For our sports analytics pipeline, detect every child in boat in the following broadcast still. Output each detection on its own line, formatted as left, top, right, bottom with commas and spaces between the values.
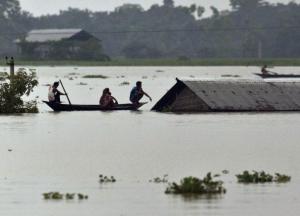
48, 81, 65, 103
129, 81, 152, 105
100, 88, 118, 108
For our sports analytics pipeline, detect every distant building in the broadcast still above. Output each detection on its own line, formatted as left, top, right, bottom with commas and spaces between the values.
16, 29, 109, 60
152, 78, 300, 112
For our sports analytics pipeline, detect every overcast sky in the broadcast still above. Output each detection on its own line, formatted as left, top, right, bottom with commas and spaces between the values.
19, 0, 298, 16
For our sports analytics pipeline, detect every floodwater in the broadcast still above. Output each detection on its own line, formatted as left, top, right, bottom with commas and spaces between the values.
1, 66, 300, 216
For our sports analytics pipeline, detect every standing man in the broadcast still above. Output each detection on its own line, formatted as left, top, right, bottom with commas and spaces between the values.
48, 81, 66, 103
5, 56, 14, 77
130, 81, 152, 105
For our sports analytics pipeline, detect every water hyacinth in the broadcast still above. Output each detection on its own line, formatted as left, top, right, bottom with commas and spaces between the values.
165, 173, 226, 195
43, 192, 88, 200
82, 75, 108, 79
236, 171, 273, 183
99, 174, 116, 183
149, 174, 168, 183
236, 171, 291, 183
274, 173, 291, 183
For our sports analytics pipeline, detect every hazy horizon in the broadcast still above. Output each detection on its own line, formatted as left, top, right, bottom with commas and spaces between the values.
19, 0, 299, 16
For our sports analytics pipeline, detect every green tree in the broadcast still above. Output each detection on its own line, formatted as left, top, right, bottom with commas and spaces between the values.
0, 68, 38, 113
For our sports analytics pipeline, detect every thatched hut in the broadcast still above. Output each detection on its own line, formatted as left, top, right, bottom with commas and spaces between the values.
152, 78, 300, 112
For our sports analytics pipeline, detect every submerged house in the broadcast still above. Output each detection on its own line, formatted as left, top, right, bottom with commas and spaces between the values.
16, 29, 108, 60
152, 78, 300, 112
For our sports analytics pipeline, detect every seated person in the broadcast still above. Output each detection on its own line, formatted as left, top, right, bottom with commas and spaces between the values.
99, 88, 118, 108
261, 65, 269, 75
130, 81, 152, 105
48, 81, 65, 103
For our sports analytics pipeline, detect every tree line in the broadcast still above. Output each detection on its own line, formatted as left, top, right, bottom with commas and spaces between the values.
1, 0, 300, 59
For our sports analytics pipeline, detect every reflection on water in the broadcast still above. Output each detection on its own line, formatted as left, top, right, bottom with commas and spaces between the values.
0, 66, 300, 216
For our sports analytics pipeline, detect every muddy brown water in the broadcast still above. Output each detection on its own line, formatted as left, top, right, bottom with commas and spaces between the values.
1, 66, 300, 216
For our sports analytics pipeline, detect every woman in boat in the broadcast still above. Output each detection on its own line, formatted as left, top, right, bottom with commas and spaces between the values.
48, 81, 65, 103
99, 88, 118, 108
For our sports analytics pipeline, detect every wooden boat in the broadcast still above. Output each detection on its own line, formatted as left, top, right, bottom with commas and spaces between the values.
255, 73, 300, 78
43, 101, 146, 111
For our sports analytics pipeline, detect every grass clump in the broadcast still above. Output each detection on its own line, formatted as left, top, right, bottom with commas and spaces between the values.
99, 174, 116, 183
43, 192, 88, 200
165, 173, 226, 195
82, 74, 108, 79
236, 171, 291, 183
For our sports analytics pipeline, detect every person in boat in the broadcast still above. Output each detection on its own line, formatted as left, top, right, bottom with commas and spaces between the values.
130, 81, 152, 105
261, 65, 269, 75
48, 81, 66, 103
99, 88, 118, 108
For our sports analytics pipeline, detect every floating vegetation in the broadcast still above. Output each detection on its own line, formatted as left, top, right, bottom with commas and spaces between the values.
99, 174, 116, 183
236, 171, 291, 183
236, 171, 273, 183
165, 173, 226, 195
43, 192, 88, 200
274, 173, 291, 183
149, 174, 168, 183
222, 170, 230, 174
82, 74, 108, 79
119, 81, 130, 86
221, 74, 240, 77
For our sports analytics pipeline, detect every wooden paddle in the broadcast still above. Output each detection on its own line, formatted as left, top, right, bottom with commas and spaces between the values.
59, 79, 72, 108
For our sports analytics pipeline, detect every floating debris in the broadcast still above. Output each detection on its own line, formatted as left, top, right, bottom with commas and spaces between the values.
165, 173, 226, 195
68, 77, 74, 80
82, 75, 108, 79
99, 174, 116, 183
142, 76, 148, 79
119, 81, 130, 86
77, 82, 88, 86
149, 174, 168, 183
156, 70, 164, 73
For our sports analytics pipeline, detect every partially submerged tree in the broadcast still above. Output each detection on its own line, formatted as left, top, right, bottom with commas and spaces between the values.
0, 68, 38, 113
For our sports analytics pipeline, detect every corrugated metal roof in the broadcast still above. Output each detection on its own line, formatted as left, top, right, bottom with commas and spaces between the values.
182, 79, 300, 111
25, 29, 83, 42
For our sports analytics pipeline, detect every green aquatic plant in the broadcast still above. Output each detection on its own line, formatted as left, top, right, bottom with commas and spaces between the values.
65, 193, 75, 200
165, 173, 226, 195
82, 74, 108, 79
236, 171, 291, 183
274, 173, 291, 183
43, 192, 88, 200
149, 174, 168, 183
236, 171, 273, 183
119, 81, 130, 86
99, 174, 116, 183
77, 193, 89, 200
